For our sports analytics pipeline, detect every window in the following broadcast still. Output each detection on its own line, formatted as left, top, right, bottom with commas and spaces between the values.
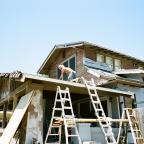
57, 55, 76, 80
97, 54, 104, 63
106, 56, 113, 70
114, 59, 121, 71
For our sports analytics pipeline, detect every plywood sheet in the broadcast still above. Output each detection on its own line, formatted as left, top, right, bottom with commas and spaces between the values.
0, 90, 34, 144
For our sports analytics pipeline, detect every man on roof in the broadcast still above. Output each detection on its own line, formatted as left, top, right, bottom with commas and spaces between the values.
58, 64, 76, 81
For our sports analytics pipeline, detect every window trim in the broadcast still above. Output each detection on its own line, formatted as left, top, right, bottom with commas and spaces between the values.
114, 59, 121, 71
96, 53, 104, 63
106, 56, 114, 70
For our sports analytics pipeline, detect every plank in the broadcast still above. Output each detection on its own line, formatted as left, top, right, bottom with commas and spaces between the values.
0, 90, 34, 144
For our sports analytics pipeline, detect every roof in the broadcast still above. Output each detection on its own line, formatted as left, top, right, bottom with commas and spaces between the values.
114, 69, 144, 75
23, 73, 134, 96
38, 41, 144, 73
84, 67, 144, 87
0, 72, 135, 105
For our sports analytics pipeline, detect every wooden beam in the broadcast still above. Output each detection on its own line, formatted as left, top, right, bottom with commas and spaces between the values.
0, 80, 31, 106
2, 102, 8, 128
54, 118, 129, 123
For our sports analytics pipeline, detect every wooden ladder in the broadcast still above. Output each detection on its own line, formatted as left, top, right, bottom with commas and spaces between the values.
117, 108, 144, 144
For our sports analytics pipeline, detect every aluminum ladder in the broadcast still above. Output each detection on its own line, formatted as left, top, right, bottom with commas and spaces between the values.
82, 77, 117, 144
126, 108, 144, 144
45, 86, 81, 144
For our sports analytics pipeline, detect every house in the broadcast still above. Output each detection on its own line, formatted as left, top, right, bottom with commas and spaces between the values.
0, 41, 144, 144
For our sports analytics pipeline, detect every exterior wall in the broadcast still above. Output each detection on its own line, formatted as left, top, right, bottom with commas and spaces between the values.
117, 84, 144, 108
47, 46, 144, 80
0, 79, 10, 99
48, 48, 84, 79
121, 58, 134, 69
85, 47, 96, 61
78, 123, 119, 144
25, 90, 43, 144
135, 108, 144, 137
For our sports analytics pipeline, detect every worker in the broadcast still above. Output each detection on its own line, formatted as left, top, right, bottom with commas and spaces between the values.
58, 64, 76, 81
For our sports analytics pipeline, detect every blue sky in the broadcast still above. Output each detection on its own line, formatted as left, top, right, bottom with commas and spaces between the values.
0, 0, 144, 74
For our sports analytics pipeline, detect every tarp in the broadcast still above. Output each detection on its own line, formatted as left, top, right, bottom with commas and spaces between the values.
0, 90, 34, 144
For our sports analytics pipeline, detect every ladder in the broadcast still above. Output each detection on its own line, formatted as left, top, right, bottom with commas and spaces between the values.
45, 86, 81, 144
117, 108, 144, 144
126, 108, 144, 144
82, 77, 117, 144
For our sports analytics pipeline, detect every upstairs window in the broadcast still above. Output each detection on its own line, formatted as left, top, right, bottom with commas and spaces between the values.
96, 54, 104, 63
106, 56, 113, 70
57, 55, 76, 80
114, 59, 121, 71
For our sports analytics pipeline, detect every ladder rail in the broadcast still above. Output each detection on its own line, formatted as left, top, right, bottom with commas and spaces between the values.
45, 87, 62, 144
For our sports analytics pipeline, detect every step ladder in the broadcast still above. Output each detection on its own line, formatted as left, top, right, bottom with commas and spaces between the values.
117, 108, 144, 144
82, 77, 117, 144
45, 86, 81, 144
126, 108, 144, 144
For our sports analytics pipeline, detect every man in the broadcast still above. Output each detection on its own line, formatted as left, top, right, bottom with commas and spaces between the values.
58, 64, 76, 81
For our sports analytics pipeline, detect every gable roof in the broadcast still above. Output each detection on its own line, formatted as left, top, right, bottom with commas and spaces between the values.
38, 41, 144, 74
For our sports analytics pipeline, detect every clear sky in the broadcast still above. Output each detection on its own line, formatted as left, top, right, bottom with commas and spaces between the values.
0, 0, 144, 74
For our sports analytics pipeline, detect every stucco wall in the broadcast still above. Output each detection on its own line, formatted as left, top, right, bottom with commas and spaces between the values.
25, 90, 43, 144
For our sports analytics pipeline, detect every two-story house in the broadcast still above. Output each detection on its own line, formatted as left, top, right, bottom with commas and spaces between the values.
0, 41, 144, 144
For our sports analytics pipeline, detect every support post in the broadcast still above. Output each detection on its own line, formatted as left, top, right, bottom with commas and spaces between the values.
2, 102, 8, 128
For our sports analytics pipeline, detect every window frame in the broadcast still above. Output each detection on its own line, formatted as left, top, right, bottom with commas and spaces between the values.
114, 59, 121, 71
57, 54, 76, 79
106, 56, 114, 70
96, 54, 104, 63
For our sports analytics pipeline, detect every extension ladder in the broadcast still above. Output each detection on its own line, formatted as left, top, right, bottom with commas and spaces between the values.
45, 86, 81, 144
82, 77, 117, 144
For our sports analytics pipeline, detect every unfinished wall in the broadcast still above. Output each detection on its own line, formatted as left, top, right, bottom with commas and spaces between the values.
25, 90, 43, 144
0, 79, 10, 99
117, 84, 144, 108
134, 108, 144, 137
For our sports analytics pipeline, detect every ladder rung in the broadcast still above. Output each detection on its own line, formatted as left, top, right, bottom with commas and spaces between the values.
105, 133, 113, 137
133, 129, 140, 131
64, 107, 72, 109
62, 98, 70, 101
96, 109, 102, 111
45, 142, 59, 144
68, 134, 79, 137
102, 124, 109, 128
67, 125, 76, 127
53, 116, 61, 119
93, 101, 100, 104
91, 94, 97, 97
64, 115, 74, 118
52, 125, 61, 127
47, 134, 59, 136
54, 108, 62, 111
59, 90, 69, 93
129, 115, 135, 117
135, 137, 144, 140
